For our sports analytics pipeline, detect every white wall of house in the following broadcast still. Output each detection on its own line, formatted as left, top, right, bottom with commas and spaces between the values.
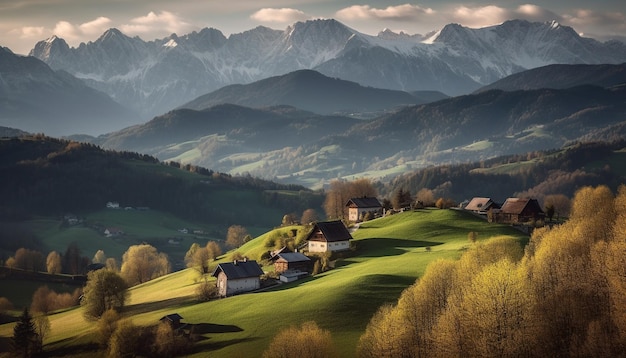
308, 240, 350, 253
221, 275, 261, 296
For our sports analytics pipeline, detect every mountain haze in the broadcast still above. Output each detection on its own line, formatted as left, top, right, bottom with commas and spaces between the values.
180, 70, 443, 115
98, 82, 626, 187
0, 47, 137, 136
29, 19, 626, 120
476, 63, 626, 92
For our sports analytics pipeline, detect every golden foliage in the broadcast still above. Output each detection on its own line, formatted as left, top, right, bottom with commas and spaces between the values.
263, 321, 337, 358
358, 185, 626, 357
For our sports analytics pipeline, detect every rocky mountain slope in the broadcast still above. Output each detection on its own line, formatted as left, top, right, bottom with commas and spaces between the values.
30, 19, 626, 119
0, 47, 137, 136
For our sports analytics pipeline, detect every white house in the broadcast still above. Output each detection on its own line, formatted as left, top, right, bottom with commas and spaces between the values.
211, 260, 264, 297
306, 221, 352, 253
106, 201, 120, 209
346, 197, 383, 222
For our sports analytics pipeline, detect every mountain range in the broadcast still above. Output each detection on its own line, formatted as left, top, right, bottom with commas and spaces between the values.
30, 19, 626, 119
0, 47, 137, 136
92, 63, 626, 188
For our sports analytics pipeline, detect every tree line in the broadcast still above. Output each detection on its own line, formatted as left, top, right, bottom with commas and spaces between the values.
357, 184, 626, 357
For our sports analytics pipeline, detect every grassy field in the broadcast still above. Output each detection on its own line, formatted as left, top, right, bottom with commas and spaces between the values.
0, 209, 527, 357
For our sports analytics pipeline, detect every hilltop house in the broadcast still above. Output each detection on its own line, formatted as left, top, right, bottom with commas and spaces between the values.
104, 227, 124, 237
464, 197, 500, 214
346, 197, 383, 222
496, 198, 545, 224
306, 221, 352, 253
212, 259, 264, 297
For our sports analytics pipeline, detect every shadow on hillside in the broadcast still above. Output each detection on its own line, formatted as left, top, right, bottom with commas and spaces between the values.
121, 296, 196, 316
356, 238, 443, 257
40, 339, 100, 357
263, 275, 318, 292
192, 337, 260, 354
190, 322, 243, 334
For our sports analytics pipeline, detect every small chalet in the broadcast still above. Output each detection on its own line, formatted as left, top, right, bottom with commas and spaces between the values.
346, 197, 383, 222
497, 198, 545, 224
464, 197, 500, 214
159, 313, 184, 329
306, 221, 352, 253
212, 260, 264, 297
270, 251, 312, 274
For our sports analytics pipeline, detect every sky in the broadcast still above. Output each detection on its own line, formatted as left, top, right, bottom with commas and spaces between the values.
1, 1, 625, 55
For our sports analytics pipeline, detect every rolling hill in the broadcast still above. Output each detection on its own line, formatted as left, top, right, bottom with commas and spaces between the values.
0, 136, 323, 257
180, 69, 445, 115
475, 63, 626, 93
0, 209, 528, 357
98, 81, 626, 189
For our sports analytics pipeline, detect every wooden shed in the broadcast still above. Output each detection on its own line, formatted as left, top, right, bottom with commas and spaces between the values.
271, 252, 312, 274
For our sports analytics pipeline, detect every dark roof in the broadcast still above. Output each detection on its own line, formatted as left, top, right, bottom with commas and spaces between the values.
160, 313, 183, 322
307, 220, 353, 242
273, 252, 311, 263
465, 197, 499, 211
212, 260, 264, 279
501, 198, 544, 215
346, 197, 382, 208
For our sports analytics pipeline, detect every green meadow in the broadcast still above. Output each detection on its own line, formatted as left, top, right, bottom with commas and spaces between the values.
0, 209, 527, 357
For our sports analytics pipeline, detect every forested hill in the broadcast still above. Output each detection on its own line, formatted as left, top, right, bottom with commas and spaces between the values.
0, 135, 321, 226
382, 141, 626, 204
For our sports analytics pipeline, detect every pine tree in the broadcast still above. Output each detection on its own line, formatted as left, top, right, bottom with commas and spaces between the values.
13, 307, 36, 357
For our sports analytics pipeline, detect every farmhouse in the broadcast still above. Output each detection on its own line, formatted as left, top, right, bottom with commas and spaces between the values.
496, 198, 545, 224
104, 227, 124, 237
346, 197, 383, 222
306, 221, 352, 253
464, 197, 500, 214
270, 251, 312, 274
212, 260, 264, 297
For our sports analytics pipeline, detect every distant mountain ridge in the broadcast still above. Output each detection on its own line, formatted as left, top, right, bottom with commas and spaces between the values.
29, 19, 626, 119
0, 47, 137, 136
180, 70, 447, 114
476, 63, 626, 92
97, 82, 626, 188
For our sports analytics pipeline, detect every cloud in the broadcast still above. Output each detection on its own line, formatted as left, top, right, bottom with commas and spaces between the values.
120, 11, 196, 36
336, 4, 434, 22
10, 26, 45, 39
451, 5, 509, 27
79, 17, 112, 36
250, 8, 310, 23
53, 20, 80, 41
563, 9, 626, 28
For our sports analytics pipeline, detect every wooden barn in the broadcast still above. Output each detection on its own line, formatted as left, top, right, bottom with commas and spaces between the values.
464, 197, 500, 214
497, 198, 545, 223
212, 260, 264, 297
306, 221, 352, 253
271, 252, 312, 274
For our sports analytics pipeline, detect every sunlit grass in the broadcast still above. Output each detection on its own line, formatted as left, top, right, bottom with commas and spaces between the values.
0, 209, 527, 357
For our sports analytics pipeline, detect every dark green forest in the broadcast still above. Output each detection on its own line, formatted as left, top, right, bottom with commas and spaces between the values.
381, 141, 626, 203
0, 135, 322, 223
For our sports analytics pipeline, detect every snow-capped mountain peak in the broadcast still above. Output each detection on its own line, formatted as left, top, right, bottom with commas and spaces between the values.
28, 19, 626, 120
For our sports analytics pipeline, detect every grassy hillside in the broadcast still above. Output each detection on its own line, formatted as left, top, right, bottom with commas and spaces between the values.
0, 209, 527, 357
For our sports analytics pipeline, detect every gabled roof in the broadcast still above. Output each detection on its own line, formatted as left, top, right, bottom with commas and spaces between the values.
346, 197, 382, 208
465, 197, 499, 211
500, 198, 544, 215
160, 313, 183, 322
272, 252, 311, 263
212, 260, 264, 279
307, 220, 353, 242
